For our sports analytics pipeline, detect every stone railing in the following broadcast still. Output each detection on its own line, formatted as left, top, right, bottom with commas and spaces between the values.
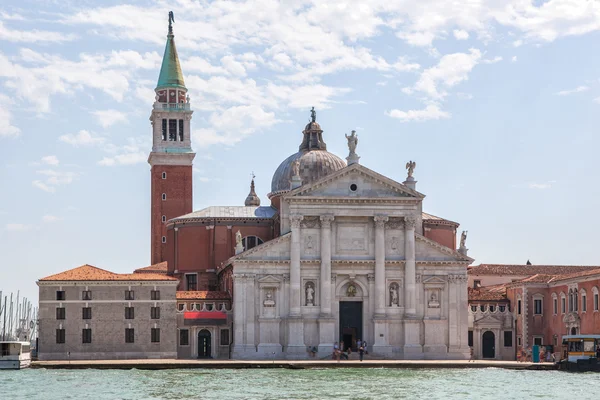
153, 102, 190, 111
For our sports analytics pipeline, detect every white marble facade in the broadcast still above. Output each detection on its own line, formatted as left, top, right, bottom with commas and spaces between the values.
230, 164, 472, 359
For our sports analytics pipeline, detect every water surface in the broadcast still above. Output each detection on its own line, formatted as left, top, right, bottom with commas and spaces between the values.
1, 367, 599, 399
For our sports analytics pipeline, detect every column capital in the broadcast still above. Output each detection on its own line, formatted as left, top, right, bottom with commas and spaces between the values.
206, 225, 215, 230
374, 214, 389, 227
320, 214, 334, 227
404, 215, 417, 229
331, 273, 337, 282
290, 214, 304, 228
367, 273, 375, 283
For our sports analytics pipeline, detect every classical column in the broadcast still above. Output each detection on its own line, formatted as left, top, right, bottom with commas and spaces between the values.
289, 214, 304, 317
374, 215, 388, 316
174, 227, 179, 273
231, 274, 246, 357
404, 216, 417, 316
319, 215, 334, 316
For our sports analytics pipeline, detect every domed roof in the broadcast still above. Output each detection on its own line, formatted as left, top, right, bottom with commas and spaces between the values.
270, 150, 346, 194
269, 108, 346, 195
244, 178, 261, 206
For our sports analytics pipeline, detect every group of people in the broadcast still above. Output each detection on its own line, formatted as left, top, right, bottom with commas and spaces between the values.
332, 340, 368, 362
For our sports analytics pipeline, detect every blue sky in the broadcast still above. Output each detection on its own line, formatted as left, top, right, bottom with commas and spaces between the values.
1, 0, 600, 301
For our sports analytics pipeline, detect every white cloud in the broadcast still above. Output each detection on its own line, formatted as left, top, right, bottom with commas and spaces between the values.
5, 223, 32, 231
59, 130, 105, 147
98, 137, 148, 166
555, 86, 589, 96
529, 182, 552, 190
0, 94, 20, 137
513, 39, 523, 47
482, 56, 503, 64
32, 180, 55, 193
0, 21, 76, 43
41, 155, 59, 166
453, 29, 469, 40
385, 104, 451, 122
413, 49, 482, 99
92, 110, 128, 128
42, 215, 60, 223
511, 56, 518, 63
594, 97, 600, 104
36, 169, 78, 185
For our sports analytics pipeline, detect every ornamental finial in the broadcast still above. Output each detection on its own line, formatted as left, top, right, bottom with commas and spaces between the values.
168, 11, 175, 34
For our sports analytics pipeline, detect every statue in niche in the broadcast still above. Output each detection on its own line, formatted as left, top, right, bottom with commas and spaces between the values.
406, 160, 416, 178
390, 284, 399, 306
460, 230, 468, 249
345, 130, 358, 155
428, 292, 440, 308
263, 289, 275, 307
291, 159, 300, 177
305, 282, 315, 306
390, 236, 399, 251
306, 235, 314, 251
347, 284, 357, 297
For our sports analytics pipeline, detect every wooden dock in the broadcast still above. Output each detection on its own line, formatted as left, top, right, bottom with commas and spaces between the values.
31, 359, 557, 370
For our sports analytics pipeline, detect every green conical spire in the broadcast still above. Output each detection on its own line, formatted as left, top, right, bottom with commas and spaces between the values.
156, 13, 186, 90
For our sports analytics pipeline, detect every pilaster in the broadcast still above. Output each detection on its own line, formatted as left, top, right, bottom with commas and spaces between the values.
404, 216, 417, 316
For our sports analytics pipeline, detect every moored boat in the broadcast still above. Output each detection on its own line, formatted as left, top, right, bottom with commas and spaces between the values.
0, 341, 32, 370
557, 335, 600, 372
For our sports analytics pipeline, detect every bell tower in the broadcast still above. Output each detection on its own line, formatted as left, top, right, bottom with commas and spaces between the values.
148, 12, 195, 265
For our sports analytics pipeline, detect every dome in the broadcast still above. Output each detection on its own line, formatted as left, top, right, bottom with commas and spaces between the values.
270, 150, 346, 194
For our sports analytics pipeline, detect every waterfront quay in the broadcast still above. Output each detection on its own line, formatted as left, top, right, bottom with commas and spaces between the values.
32, 359, 556, 370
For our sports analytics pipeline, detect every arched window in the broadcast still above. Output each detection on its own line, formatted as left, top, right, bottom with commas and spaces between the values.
560, 292, 566, 314
580, 289, 587, 312
242, 236, 264, 250
574, 289, 578, 312
551, 293, 558, 315
593, 287, 599, 312
568, 289, 573, 312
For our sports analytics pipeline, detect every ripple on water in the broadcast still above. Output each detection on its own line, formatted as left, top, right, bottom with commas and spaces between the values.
1, 368, 599, 400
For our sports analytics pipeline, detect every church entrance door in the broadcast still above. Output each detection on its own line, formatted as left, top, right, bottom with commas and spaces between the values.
339, 301, 362, 351
198, 329, 211, 358
482, 331, 495, 359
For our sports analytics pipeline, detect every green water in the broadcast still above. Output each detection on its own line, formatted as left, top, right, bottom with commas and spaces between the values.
1, 368, 599, 399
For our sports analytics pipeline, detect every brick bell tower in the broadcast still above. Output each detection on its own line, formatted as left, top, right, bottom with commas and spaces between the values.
148, 13, 195, 265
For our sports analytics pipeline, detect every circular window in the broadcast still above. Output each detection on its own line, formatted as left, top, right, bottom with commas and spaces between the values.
350, 184, 358, 192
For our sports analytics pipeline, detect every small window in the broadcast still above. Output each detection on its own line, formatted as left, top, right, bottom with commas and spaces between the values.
125, 290, 135, 300
56, 291, 65, 301
561, 297, 566, 313
186, 274, 198, 291
125, 328, 135, 343
517, 300, 522, 314
56, 329, 65, 344
151, 328, 161, 343
151, 307, 160, 319
162, 236, 166, 244
194, 303, 201, 311
517, 336, 522, 347
151, 290, 161, 300
470, 305, 477, 312
533, 337, 543, 346
468, 330, 473, 347
473, 280, 481, 288
534, 299, 542, 315
205, 303, 214, 311
179, 329, 189, 346
220, 329, 230, 346
594, 293, 599, 311
162, 215, 166, 223
82, 290, 92, 300
82, 307, 92, 320
480, 304, 486, 312
161, 119, 167, 141
504, 331, 513, 347
82, 328, 92, 344
177, 303, 185, 311
499, 305, 506, 312
56, 307, 66, 320
350, 183, 357, 192
241, 236, 264, 251
489, 305, 495, 313
553, 298, 558, 315
125, 307, 135, 319
162, 193, 166, 201
162, 172, 167, 179
582, 295, 587, 312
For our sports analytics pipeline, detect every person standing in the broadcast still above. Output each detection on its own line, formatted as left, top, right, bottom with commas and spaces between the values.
333, 342, 339, 360
357, 339, 362, 349
469, 347, 474, 362
363, 340, 368, 354
359, 345, 364, 362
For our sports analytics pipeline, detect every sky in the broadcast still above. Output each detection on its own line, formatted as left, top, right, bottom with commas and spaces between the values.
1, 0, 600, 302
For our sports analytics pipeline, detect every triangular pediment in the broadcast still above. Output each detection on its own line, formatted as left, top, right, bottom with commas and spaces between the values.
422, 275, 447, 285
476, 315, 504, 326
257, 274, 282, 284
287, 163, 424, 200
415, 234, 473, 263
227, 233, 291, 263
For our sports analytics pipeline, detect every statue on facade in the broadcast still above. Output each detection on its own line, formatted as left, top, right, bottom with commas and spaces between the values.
460, 230, 467, 249
390, 284, 399, 306
428, 292, 440, 308
345, 130, 358, 155
305, 283, 314, 306
291, 158, 300, 177
263, 289, 275, 307
347, 284, 357, 297
235, 230, 244, 254
406, 160, 416, 178
310, 107, 316, 123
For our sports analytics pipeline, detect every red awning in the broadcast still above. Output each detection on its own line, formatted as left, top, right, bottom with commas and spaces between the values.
184, 311, 227, 320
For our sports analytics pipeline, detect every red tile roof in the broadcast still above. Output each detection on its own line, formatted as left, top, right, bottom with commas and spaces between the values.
39, 264, 178, 282
552, 267, 600, 282
176, 291, 231, 300
421, 212, 459, 226
133, 261, 168, 274
468, 285, 508, 301
468, 264, 599, 276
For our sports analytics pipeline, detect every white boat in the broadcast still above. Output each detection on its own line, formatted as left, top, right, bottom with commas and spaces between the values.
0, 341, 31, 370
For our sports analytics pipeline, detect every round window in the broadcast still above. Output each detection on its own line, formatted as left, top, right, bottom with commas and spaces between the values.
350, 184, 358, 192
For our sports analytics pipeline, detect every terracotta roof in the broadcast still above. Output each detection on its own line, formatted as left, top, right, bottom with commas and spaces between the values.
468, 285, 508, 301
552, 267, 600, 282
39, 264, 178, 282
421, 212, 459, 226
133, 261, 168, 274
176, 291, 231, 300
468, 264, 599, 276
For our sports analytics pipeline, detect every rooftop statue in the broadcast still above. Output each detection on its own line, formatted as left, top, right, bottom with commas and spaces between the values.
406, 160, 416, 178
291, 159, 300, 177
460, 230, 468, 249
169, 11, 175, 28
310, 107, 316, 123
345, 130, 358, 156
